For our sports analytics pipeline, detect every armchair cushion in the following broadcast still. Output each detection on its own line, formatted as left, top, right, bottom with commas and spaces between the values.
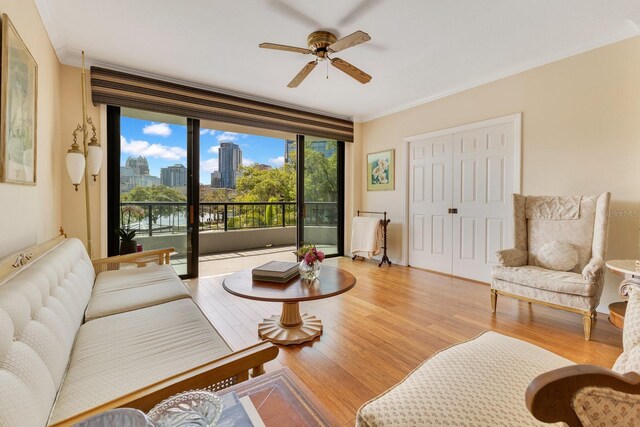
356, 332, 572, 427
492, 266, 595, 297
536, 241, 579, 272
496, 248, 528, 267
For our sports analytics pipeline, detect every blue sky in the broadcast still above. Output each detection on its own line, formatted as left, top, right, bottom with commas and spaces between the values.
120, 116, 288, 184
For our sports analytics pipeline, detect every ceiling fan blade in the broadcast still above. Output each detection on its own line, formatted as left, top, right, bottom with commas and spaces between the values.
330, 58, 372, 84
288, 61, 318, 88
259, 43, 310, 55
338, 0, 383, 26
327, 30, 371, 53
268, 0, 322, 28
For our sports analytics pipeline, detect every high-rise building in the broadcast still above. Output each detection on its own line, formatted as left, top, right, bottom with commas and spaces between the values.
125, 155, 150, 175
218, 141, 242, 188
120, 156, 160, 193
284, 138, 336, 164
284, 139, 296, 164
161, 164, 187, 187
210, 171, 222, 188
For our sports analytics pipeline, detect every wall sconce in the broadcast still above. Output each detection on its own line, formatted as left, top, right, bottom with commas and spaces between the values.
65, 51, 101, 257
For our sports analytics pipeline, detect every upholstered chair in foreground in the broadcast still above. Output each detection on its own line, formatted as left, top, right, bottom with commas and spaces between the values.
491, 192, 611, 340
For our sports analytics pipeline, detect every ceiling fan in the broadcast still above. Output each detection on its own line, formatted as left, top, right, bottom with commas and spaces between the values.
259, 30, 372, 88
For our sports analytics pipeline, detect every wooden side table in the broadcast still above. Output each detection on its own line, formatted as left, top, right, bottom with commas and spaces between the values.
609, 301, 627, 330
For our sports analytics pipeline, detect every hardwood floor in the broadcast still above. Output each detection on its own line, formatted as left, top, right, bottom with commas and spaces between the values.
185, 257, 623, 426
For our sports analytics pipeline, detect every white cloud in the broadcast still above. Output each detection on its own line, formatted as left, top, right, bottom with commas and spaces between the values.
200, 129, 218, 137
268, 156, 285, 168
142, 122, 172, 137
208, 144, 220, 154
121, 135, 186, 161
200, 158, 219, 173
217, 131, 239, 142
242, 158, 255, 167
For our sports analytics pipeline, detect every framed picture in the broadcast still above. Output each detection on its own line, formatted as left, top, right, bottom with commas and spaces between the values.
367, 149, 394, 191
0, 13, 37, 185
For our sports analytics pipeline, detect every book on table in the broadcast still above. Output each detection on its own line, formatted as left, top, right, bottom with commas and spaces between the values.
252, 271, 299, 283
252, 261, 299, 282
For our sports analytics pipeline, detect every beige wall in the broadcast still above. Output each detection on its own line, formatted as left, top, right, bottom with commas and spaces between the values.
359, 36, 640, 311
59, 64, 103, 257
0, 0, 61, 259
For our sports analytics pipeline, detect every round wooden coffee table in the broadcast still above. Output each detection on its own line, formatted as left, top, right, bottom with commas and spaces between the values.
223, 266, 356, 345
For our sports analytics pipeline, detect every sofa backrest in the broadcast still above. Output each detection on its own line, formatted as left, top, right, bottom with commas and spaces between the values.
0, 238, 95, 427
513, 193, 610, 272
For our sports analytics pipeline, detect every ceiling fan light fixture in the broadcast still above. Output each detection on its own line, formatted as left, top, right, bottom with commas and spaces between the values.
260, 29, 372, 87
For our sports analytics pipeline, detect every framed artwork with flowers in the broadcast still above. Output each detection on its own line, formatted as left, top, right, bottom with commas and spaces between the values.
367, 149, 394, 191
0, 14, 38, 185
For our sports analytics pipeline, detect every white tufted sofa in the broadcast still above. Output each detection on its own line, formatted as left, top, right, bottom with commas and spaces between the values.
0, 237, 277, 426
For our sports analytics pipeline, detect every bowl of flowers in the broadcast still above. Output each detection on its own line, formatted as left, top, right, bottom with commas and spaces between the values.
295, 244, 325, 281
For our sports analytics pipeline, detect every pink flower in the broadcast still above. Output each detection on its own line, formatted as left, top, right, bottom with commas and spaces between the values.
316, 251, 325, 262
304, 252, 316, 264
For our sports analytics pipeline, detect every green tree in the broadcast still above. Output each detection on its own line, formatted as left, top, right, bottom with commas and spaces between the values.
235, 164, 296, 202
304, 147, 337, 202
200, 185, 235, 202
121, 185, 186, 225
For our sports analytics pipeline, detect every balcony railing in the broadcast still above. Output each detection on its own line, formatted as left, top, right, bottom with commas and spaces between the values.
120, 201, 337, 236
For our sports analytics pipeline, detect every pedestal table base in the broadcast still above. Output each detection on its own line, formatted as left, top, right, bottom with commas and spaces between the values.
258, 302, 323, 345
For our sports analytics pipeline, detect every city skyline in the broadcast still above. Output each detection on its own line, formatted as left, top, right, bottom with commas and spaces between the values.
120, 116, 289, 184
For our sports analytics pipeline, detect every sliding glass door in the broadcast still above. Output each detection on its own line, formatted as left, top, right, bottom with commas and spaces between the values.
107, 107, 199, 278
298, 136, 344, 257
107, 107, 344, 277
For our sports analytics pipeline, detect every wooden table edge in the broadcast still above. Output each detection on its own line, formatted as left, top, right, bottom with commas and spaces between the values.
222, 267, 357, 303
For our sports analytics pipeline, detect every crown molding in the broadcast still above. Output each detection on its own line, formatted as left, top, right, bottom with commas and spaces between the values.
354, 25, 640, 123
34, 0, 639, 125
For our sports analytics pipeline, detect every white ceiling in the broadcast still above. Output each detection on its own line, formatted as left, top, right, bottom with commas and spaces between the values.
35, 0, 640, 121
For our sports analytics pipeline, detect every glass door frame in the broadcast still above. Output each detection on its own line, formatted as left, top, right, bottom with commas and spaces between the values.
108, 108, 345, 276
106, 106, 200, 279
295, 135, 345, 257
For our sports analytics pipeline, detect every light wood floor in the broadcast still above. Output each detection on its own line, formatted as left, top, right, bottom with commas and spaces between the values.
185, 257, 623, 426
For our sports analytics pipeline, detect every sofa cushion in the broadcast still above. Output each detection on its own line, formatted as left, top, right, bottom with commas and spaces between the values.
492, 265, 595, 297
356, 331, 572, 427
84, 264, 190, 321
49, 299, 232, 425
536, 241, 579, 272
0, 238, 95, 427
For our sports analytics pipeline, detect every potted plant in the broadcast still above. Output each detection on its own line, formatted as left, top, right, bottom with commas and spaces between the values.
117, 228, 138, 255
295, 244, 325, 281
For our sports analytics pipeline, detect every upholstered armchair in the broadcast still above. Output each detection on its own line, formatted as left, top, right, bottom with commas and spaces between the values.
491, 192, 611, 340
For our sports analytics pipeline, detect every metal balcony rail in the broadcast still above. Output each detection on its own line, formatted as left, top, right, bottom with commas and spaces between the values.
120, 201, 337, 236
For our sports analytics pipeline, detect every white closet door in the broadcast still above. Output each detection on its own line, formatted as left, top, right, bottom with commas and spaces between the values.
452, 123, 515, 282
408, 135, 453, 272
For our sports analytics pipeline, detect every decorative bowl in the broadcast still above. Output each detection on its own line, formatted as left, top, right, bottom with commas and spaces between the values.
147, 390, 223, 427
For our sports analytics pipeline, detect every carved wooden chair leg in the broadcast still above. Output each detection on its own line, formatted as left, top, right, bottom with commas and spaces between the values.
583, 314, 593, 341
491, 289, 497, 313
